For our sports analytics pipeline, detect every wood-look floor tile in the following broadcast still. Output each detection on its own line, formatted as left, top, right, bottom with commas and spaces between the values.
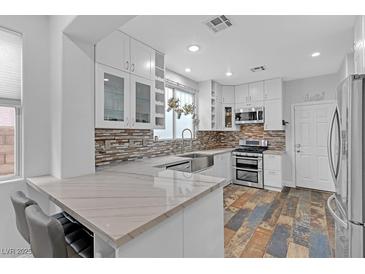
223, 185, 335, 258
225, 208, 251, 231
266, 223, 291, 258
281, 196, 299, 218
224, 227, 236, 246
287, 242, 309, 258
231, 192, 251, 208
240, 227, 272, 258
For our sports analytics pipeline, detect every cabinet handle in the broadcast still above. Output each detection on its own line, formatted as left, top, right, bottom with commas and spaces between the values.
125, 61, 129, 70
131, 63, 135, 72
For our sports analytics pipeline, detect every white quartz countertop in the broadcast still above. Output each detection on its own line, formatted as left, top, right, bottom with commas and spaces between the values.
263, 150, 286, 155
27, 148, 232, 247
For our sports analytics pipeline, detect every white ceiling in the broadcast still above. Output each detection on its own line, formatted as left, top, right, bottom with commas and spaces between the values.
120, 15, 356, 85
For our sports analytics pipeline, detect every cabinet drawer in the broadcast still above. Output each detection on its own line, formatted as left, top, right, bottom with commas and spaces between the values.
264, 170, 282, 188
264, 154, 282, 171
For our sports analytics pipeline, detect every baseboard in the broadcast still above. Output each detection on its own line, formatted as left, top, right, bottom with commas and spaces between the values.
264, 185, 282, 192
282, 179, 295, 188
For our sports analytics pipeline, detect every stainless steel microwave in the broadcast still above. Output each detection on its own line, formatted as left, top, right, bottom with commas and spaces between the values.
235, 106, 264, 124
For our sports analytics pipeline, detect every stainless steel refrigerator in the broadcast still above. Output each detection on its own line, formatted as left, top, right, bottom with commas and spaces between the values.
327, 74, 365, 258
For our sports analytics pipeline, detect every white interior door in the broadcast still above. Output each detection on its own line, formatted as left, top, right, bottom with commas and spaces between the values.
294, 103, 335, 191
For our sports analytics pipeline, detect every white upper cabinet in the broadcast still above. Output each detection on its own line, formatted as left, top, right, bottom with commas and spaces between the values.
264, 99, 283, 131
222, 86, 235, 104
96, 31, 154, 80
234, 84, 249, 104
96, 31, 130, 72
264, 78, 282, 100
130, 74, 154, 129
248, 81, 264, 102
354, 16, 365, 74
213, 81, 222, 103
222, 104, 235, 130
95, 63, 130, 128
95, 31, 165, 130
130, 38, 154, 80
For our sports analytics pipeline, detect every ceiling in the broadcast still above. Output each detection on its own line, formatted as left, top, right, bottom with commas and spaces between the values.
120, 15, 356, 85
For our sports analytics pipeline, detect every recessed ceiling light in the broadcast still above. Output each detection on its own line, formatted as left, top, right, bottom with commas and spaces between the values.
188, 45, 200, 52
226, 72, 232, 77
311, 52, 320, 57
185, 68, 191, 73
104, 78, 109, 82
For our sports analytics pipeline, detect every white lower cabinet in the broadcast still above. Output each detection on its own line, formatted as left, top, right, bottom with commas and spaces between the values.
198, 152, 232, 186
263, 153, 283, 191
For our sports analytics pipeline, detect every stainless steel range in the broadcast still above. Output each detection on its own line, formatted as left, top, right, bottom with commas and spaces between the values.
232, 139, 268, 188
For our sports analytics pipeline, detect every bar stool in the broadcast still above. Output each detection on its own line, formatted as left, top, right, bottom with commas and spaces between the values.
10, 191, 73, 243
10, 191, 93, 258
25, 204, 93, 258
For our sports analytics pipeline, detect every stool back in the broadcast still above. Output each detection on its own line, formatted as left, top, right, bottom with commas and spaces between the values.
25, 204, 67, 258
10, 191, 36, 243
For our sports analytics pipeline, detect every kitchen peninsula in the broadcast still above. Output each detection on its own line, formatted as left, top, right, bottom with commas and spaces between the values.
26, 153, 227, 258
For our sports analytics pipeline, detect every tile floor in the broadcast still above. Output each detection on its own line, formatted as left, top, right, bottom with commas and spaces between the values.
224, 184, 335, 258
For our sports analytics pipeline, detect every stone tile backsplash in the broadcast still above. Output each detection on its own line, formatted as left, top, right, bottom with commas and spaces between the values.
95, 125, 285, 167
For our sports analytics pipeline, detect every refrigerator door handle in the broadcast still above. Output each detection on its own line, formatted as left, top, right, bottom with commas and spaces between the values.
327, 106, 341, 184
327, 194, 348, 229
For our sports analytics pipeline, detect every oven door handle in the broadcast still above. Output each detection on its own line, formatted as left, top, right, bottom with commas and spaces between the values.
232, 156, 261, 160
233, 167, 260, 172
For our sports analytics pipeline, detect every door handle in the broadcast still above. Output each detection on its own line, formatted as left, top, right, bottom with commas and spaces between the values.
125, 61, 129, 70
327, 106, 341, 184
296, 144, 301, 153
131, 63, 135, 72
327, 194, 348, 228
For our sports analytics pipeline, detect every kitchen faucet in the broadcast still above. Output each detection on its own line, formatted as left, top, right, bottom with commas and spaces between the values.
181, 128, 193, 153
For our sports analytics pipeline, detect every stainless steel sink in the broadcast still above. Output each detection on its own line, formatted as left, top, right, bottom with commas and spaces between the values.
165, 153, 214, 173
179, 153, 211, 159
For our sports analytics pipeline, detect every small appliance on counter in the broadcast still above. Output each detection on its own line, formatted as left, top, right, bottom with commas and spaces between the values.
232, 139, 268, 188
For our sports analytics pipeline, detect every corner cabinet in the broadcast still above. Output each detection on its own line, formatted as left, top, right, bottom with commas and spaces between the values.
95, 31, 165, 130
198, 81, 238, 131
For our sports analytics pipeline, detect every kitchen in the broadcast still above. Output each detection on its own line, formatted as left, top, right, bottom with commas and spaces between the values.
0, 12, 364, 264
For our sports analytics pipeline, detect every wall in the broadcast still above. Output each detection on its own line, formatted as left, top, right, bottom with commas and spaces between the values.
0, 15, 52, 256
49, 15, 96, 178
282, 73, 338, 185
0, 16, 51, 178
95, 126, 285, 167
61, 35, 95, 177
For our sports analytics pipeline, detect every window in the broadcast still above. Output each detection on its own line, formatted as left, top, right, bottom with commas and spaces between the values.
0, 27, 22, 180
154, 87, 195, 140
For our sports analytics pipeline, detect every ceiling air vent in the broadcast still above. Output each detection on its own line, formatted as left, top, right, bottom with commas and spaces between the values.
204, 15, 233, 33
250, 66, 266, 72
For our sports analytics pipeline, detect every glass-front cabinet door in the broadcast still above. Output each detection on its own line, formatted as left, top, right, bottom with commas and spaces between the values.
95, 64, 130, 128
130, 74, 153, 129
222, 104, 236, 130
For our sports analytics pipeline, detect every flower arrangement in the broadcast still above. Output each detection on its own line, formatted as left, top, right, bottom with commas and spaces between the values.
167, 97, 197, 120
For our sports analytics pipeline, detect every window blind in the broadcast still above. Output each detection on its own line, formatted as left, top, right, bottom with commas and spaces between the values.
0, 28, 22, 102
